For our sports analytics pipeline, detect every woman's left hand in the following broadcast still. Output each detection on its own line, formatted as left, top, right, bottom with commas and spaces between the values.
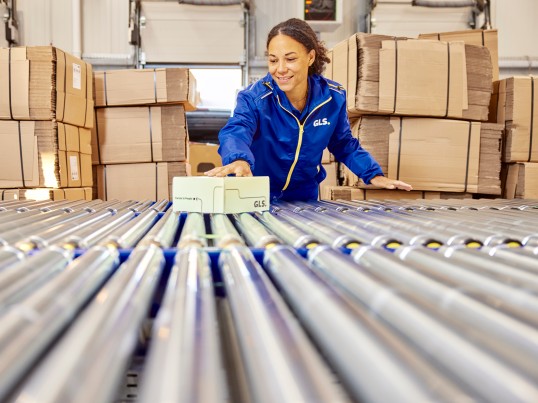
370, 175, 413, 191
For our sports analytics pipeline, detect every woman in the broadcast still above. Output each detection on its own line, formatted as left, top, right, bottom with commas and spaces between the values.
205, 18, 412, 201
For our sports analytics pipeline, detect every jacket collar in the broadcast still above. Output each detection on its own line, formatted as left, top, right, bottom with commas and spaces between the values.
262, 73, 331, 115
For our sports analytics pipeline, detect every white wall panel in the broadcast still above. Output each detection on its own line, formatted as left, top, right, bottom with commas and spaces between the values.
82, 0, 133, 64
370, 3, 471, 37
0, 3, 9, 47
492, 0, 538, 59
140, 3, 244, 64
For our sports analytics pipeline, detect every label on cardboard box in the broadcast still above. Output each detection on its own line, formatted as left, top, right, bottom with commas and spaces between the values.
173, 176, 270, 214
73, 64, 81, 90
70, 155, 80, 180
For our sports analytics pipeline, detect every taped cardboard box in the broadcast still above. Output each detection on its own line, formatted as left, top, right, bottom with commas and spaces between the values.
173, 176, 269, 214
419, 29, 499, 81
94, 68, 197, 111
493, 77, 538, 162
189, 142, 222, 176
95, 162, 190, 201
503, 163, 538, 199
332, 33, 492, 121
91, 105, 187, 164
0, 46, 94, 128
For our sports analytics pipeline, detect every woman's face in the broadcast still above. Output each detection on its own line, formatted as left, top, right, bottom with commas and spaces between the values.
267, 34, 315, 96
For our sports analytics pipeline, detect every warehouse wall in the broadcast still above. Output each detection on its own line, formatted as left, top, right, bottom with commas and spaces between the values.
1, 0, 537, 77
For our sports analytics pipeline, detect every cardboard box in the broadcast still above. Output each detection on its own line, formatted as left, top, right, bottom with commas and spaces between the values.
321, 148, 334, 164
95, 162, 190, 201
91, 105, 188, 164
503, 163, 538, 199
0, 46, 94, 128
419, 29, 499, 81
332, 33, 492, 121
173, 176, 270, 214
0, 121, 40, 188
58, 123, 92, 187
0, 189, 21, 200
343, 117, 488, 193
324, 50, 333, 80
494, 77, 538, 162
94, 68, 197, 110
0, 187, 92, 201
388, 118, 480, 192
320, 186, 473, 201
188, 142, 222, 175
379, 39, 467, 118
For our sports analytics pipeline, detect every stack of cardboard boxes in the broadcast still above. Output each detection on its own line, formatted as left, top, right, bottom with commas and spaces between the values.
321, 29, 504, 201
91, 68, 197, 200
0, 46, 94, 201
491, 77, 538, 199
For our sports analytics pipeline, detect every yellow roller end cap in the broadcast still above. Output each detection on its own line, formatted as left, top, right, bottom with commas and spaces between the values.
426, 241, 442, 249
345, 242, 361, 249
505, 241, 522, 248
465, 241, 482, 249
306, 242, 319, 249
385, 241, 401, 250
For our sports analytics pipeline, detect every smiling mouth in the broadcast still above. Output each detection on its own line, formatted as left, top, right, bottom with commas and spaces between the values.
277, 76, 293, 82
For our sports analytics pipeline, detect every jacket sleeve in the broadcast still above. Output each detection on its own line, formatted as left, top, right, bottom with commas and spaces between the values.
218, 91, 258, 169
327, 99, 384, 184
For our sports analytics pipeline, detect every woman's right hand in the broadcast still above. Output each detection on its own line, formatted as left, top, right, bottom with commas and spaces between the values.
204, 160, 253, 177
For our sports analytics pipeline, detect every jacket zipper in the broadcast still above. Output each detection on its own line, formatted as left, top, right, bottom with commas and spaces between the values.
274, 94, 332, 191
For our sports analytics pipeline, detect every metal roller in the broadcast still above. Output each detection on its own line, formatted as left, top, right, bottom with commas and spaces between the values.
177, 212, 207, 248
308, 245, 538, 402
60, 244, 165, 403
481, 245, 538, 273
139, 246, 227, 402
395, 246, 538, 327
13, 208, 114, 252
441, 245, 538, 291
219, 245, 347, 403
0, 208, 66, 232
0, 208, 91, 247
102, 203, 165, 249
211, 213, 245, 248
138, 208, 180, 249
274, 208, 360, 249
0, 245, 120, 402
15, 243, 164, 403
62, 208, 136, 249
0, 246, 73, 309
0, 246, 26, 272
13, 211, 180, 402
264, 245, 471, 403
313, 208, 404, 248
255, 211, 319, 249
352, 245, 538, 380
233, 212, 281, 248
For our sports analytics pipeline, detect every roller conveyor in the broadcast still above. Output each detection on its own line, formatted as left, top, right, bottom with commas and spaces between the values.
0, 198, 534, 402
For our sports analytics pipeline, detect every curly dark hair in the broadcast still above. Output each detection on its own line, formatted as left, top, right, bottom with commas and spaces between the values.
266, 18, 330, 76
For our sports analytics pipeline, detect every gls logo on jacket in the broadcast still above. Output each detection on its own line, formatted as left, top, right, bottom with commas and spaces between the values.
313, 118, 330, 127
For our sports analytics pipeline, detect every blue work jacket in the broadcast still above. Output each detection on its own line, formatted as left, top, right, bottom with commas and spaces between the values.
218, 73, 383, 201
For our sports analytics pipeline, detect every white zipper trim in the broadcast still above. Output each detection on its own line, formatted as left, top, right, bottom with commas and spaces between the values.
275, 95, 332, 191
